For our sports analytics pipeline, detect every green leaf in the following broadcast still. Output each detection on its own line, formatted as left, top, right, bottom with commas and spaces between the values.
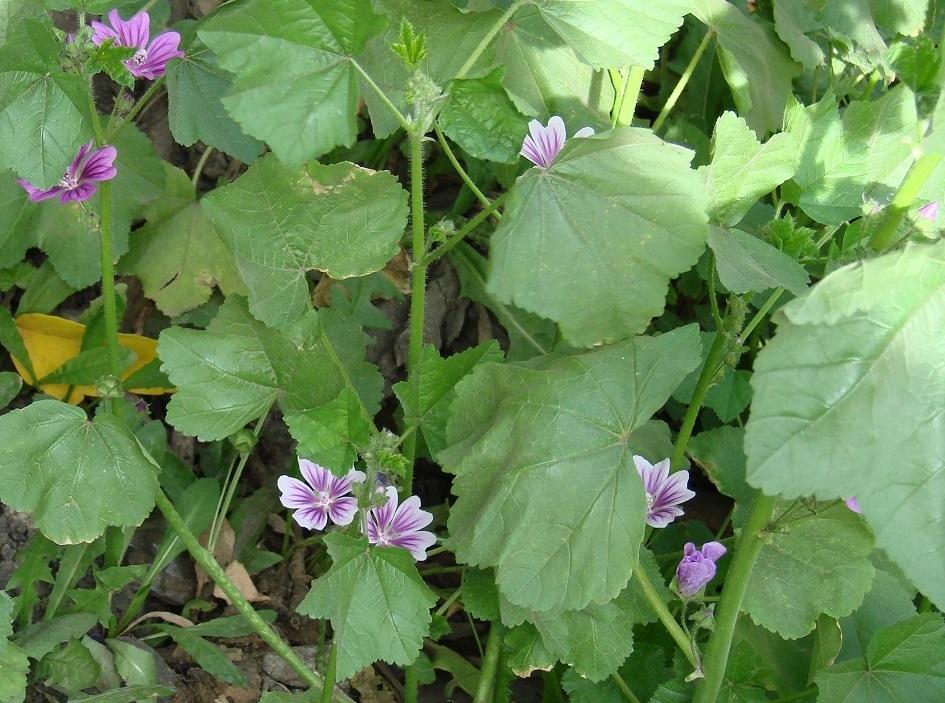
693, 0, 798, 135
121, 166, 245, 317
201, 155, 409, 328
562, 641, 672, 703
284, 389, 372, 474
838, 567, 918, 663
165, 33, 264, 163
0, 0, 43, 45
742, 502, 874, 639
12, 613, 97, 660
297, 533, 437, 680
772, 2, 824, 70
393, 342, 504, 458
35, 346, 136, 386
487, 128, 708, 347
0, 591, 12, 648
4, 533, 56, 626
815, 614, 945, 703
439, 68, 528, 164
451, 242, 557, 361
532, 0, 694, 69
107, 639, 156, 686
157, 628, 247, 687
745, 242, 945, 609
0, 401, 160, 544
198, 0, 386, 164
0, 306, 33, 379
159, 297, 382, 441
703, 368, 752, 423
503, 549, 668, 681
0, 172, 36, 270
0, 19, 93, 189
708, 226, 810, 296
16, 260, 75, 315
327, 273, 402, 331
702, 112, 800, 226
0, 643, 28, 703
462, 567, 501, 623
36, 638, 100, 694
688, 426, 753, 527
70, 685, 177, 703
440, 326, 701, 614
785, 87, 918, 225
86, 40, 136, 88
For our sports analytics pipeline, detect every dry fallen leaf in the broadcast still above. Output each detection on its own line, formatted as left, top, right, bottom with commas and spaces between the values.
10, 313, 171, 403
213, 560, 270, 604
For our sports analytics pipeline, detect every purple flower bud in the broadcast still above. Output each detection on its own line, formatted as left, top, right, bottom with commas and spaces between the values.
90, 10, 184, 79
917, 201, 939, 222
845, 497, 861, 513
17, 142, 117, 204
675, 541, 726, 598
520, 116, 594, 169
278, 459, 365, 531
635, 456, 695, 528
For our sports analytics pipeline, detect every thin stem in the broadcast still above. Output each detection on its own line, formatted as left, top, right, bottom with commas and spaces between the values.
611, 671, 642, 703
707, 251, 723, 332
350, 60, 410, 132
652, 29, 714, 133
152, 489, 348, 699
692, 493, 777, 703
433, 123, 492, 209
98, 180, 122, 390
869, 153, 943, 252
417, 191, 510, 268
435, 585, 464, 616
454, 0, 526, 81
87, 78, 104, 144
610, 66, 644, 129
106, 78, 165, 143
633, 566, 700, 671
402, 130, 427, 493
404, 665, 419, 703
670, 331, 727, 470
473, 622, 506, 703
191, 146, 214, 188
320, 641, 338, 703
735, 288, 783, 348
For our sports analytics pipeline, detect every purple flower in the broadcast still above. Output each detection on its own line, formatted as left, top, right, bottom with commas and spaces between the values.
845, 497, 861, 513
366, 486, 437, 561
918, 201, 939, 222
635, 456, 695, 528
520, 116, 595, 169
676, 541, 726, 598
278, 459, 365, 531
91, 10, 184, 79
17, 142, 117, 204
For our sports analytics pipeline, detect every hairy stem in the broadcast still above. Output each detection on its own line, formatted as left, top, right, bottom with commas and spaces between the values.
670, 331, 726, 470
473, 622, 506, 703
868, 153, 942, 252
320, 641, 338, 703
417, 191, 510, 268
107, 78, 164, 143
692, 493, 777, 703
351, 60, 410, 132
433, 123, 493, 209
153, 489, 351, 699
652, 29, 713, 133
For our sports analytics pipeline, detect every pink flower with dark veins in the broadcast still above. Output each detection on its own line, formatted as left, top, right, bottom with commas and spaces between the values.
17, 142, 117, 204
635, 455, 696, 528
520, 115, 594, 169
91, 9, 184, 79
278, 459, 365, 531
366, 486, 437, 561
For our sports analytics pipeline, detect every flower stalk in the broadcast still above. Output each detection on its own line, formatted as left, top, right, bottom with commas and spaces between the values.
97, 179, 122, 407
633, 565, 700, 671
473, 622, 506, 703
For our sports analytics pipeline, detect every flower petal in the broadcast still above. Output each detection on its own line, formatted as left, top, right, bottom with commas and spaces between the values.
327, 496, 359, 526
90, 20, 117, 45
389, 495, 433, 534
63, 183, 97, 203
113, 10, 150, 49
701, 541, 727, 561
278, 475, 317, 509
389, 530, 437, 561
573, 126, 595, 138
17, 180, 62, 202
646, 505, 684, 528
653, 470, 695, 507
298, 458, 331, 493
78, 146, 118, 183
292, 506, 329, 531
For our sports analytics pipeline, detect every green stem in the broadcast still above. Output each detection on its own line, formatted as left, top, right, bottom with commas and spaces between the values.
435, 585, 464, 616
736, 288, 783, 348
98, 180, 122, 386
402, 130, 427, 493
191, 146, 214, 188
106, 78, 164, 143
433, 123, 493, 209
417, 191, 510, 268
611, 671, 642, 703
350, 60, 410, 132
707, 251, 723, 332
473, 622, 506, 703
404, 665, 419, 703
633, 566, 700, 671
692, 493, 777, 703
320, 641, 338, 703
454, 0, 526, 81
652, 29, 714, 133
670, 331, 726, 470
869, 153, 943, 252
87, 78, 104, 144
152, 489, 348, 698
610, 66, 645, 128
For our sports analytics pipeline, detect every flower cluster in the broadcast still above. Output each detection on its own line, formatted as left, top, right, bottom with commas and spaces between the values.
278, 459, 436, 561
17, 142, 117, 204
91, 9, 184, 80
520, 116, 594, 169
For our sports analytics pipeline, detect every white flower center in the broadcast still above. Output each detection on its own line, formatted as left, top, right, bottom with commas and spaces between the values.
645, 492, 655, 510
314, 490, 332, 509
132, 48, 148, 65
59, 173, 79, 190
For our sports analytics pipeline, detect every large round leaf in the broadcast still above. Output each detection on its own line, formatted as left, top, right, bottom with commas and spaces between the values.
440, 326, 701, 614
487, 128, 707, 347
0, 401, 159, 544
745, 241, 945, 609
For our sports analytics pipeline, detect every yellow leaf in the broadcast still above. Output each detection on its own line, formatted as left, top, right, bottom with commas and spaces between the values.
10, 313, 171, 403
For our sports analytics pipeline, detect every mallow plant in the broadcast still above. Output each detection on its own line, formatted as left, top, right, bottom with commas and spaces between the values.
0, 1, 943, 703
